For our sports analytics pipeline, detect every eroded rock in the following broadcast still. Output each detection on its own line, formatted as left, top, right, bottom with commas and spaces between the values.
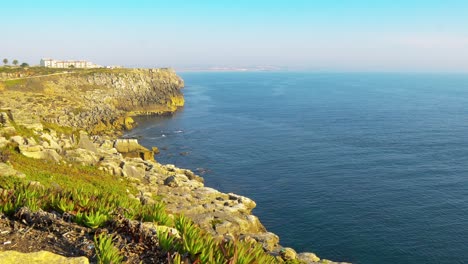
297, 252, 321, 263
114, 139, 154, 160
280, 247, 297, 261
0, 251, 89, 264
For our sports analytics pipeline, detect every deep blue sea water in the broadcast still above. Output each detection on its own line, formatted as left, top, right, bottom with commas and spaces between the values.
125, 72, 468, 264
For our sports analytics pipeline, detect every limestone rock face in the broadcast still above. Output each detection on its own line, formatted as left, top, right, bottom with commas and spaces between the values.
114, 139, 154, 161
0, 68, 184, 135
0, 251, 89, 264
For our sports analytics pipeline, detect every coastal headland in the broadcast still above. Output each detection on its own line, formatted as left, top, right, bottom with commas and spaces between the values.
0, 67, 349, 263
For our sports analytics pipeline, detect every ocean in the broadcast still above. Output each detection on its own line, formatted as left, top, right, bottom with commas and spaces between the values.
125, 72, 468, 264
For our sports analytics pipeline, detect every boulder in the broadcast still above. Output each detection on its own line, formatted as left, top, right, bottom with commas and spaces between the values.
59, 138, 74, 150
40, 133, 62, 151
99, 140, 115, 150
99, 159, 124, 176
10, 135, 25, 145
228, 193, 257, 210
164, 175, 181, 187
163, 164, 177, 172
297, 252, 321, 263
0, 251, 89, 264
122, 163, 146, 179
114, 139, 153, 161
142, 222, 181, 238
19, 145, 62, 163
280, 247, 297, 261
41, 149, 62, 162
163, 174, 203, 188
238, 215, 264, 233
184, 169, 204, 183
0, 136, 8, 148
152, 146, 160, 154
77, 131, 98, 153
248, 232, 280, 251
65, 148, 98, 165
25, 137, 38, 146
0, 162, 25, 178
124, 116, 135, 130
19, 145, 42, 153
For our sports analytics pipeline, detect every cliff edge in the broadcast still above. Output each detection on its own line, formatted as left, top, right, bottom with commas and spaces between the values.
0, 68, 184, 134
0, 68, 349, 264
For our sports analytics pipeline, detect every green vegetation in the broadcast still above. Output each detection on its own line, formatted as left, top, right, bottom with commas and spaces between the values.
0, 66, 80, 76
6, 149, 135, 197
7, 121, 40, 142
3, 58, 8, 65
159, 215, 277, 263
2, 77, 46, 92
20, 62, 29, 67
94, 233, 124, 264
0, 146, 283, 263
3, 78, 26, 87
42, 121, 77, 136
12, 59, 18, 66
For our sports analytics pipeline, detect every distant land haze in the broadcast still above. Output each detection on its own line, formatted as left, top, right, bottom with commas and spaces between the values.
2, 0, 468, 72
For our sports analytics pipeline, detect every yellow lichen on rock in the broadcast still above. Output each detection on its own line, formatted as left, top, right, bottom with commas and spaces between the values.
0, 251, 89, 264
124, 116, 135, 130
169, 95, 185, 107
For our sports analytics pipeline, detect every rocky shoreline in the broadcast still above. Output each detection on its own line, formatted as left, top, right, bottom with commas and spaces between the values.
0, 68, 349, 263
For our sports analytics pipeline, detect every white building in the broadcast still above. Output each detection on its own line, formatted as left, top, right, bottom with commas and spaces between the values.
40, 58, 101, 68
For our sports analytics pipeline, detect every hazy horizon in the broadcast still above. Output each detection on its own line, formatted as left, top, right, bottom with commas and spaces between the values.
3, 0, 468, 72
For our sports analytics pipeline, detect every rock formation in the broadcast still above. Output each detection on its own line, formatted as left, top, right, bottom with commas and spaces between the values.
0, 68, 184, 134
0, 251, 89, 264
0, 68, 350, 264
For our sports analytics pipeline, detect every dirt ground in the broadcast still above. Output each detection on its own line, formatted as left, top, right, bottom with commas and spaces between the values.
0, 208, 169, 263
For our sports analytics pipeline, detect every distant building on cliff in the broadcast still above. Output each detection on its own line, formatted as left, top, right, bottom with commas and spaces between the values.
40, 58, 101, 68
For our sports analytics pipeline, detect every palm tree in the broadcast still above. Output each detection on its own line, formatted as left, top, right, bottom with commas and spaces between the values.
2, 58, 8, 65
12, 59, 18, 66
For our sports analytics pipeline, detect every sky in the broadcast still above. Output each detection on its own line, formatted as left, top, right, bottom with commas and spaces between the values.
2, 0, 468, 72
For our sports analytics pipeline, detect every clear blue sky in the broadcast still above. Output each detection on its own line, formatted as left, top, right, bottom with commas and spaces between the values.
3, 0, 468, 71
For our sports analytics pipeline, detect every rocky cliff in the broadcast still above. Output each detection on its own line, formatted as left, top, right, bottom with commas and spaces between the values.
0, 68, 349, 264
0, 68, 184, 134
